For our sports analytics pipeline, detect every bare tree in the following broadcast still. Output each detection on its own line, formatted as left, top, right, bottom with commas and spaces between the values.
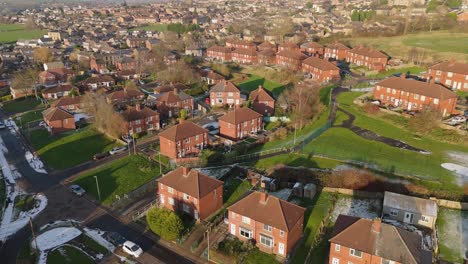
82, 92, 125, 138
156, 61, 198, 85
33, 47, 54, 64
11, 68, 40, 98
409, 108, 442, 135
278, 81, 323, 129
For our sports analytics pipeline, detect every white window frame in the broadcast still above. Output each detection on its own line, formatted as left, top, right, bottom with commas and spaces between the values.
239, 227, 252, 239
279, 230, 284, 237
183, 203, 190, 213
332, 258, 340, 264
168, 197, 175, 205
168, 187, 174, 194
263, 224, 272, 232
183, 193, 190, 200
259, 234, 274, 248
242, 216, 250, 224
390, 209, 398, 217
350, 248, 363, 258
335, 244, 341, 252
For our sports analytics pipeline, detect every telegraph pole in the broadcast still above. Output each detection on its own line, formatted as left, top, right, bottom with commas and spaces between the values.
94, 176, 101, 201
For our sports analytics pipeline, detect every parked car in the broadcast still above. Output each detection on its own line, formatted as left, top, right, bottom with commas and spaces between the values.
0, 121, 5, 129
70, 185, 86, 196
103, 232, 126, 247
122, 241, 143, 258
93, 152, 110, 160
109, 146, 128, 155
452, 115, 467, 123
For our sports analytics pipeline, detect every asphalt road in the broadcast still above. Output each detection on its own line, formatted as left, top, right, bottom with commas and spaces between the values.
0, 111, 195, 264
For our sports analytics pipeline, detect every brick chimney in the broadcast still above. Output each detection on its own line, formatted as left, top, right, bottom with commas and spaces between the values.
182, 167, 190, 176
173, 87, 179, 95
372, 218, 381, 233
135, 103, 141, 111
260, 191, 268, 203
258, 85, 264, 90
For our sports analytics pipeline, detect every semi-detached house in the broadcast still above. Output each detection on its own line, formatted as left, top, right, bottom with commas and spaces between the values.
218, 107, 263, 141
158, 121, 209, 159
424, 60, 468, 91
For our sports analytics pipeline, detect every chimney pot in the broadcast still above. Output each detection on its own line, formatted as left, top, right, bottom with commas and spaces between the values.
372, 219, 381, 233
260, 191, 268, 203
174, 88, 179, 95
182, 167, 190, 176
136, 103, 141, 111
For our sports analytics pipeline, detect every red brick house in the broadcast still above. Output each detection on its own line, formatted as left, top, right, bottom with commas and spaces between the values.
225, 39, 256, 50
159, 121, 209, 159
329, 215, 431, 264
249, 86, 275, 116
42, 107, 76, 133
158, 167, 223, 220
231, 48, 258, 64
257, 49, 276, 65
122, 104, 160, 135
116, 57, 136, 71
278, 42, 300, 52
42, 84, 76, 100
373, 76, 458, 116
81, 75, 115, 90
207, 45, 232, 62
218, 107, 263, 140
106, 88, 145, 105
257, 41, 277, 52
345, 46, 388, 71
51, 96, 84, 113
39, 68, 75, 87
424, 60, 468, 91
300, 42, 324, 57
302, 57, 341, 83
324, 42, 350, 60
201, 70, 225, 85
153, 83, 190, 95
276, 50, 308, 70
228, 191, 305, 257
209, 80, 242, 108
155, 89, 194, 118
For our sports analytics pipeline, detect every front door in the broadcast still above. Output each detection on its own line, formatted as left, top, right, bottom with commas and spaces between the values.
194, 210, 199, 220
404, 212, 414, 223
278, 242, 285, 256
230, 223, 236, 235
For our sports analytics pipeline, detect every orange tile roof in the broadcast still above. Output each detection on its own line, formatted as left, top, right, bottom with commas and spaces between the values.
158, 121, 208, 142
218, 107, 262, 124
158, 167, 223, 198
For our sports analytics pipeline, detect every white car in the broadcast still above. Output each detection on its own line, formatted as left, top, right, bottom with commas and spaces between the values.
70, 185, 86, 196
122, 241, 143, 258
109, 146, 128, 155
451, 115, 466, 123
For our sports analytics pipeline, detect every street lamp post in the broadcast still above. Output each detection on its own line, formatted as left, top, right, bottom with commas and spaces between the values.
94, 175, 101, 201
158, 151, 162, 175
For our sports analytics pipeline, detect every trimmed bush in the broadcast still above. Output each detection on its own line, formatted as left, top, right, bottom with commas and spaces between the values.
146, 207, 184, 241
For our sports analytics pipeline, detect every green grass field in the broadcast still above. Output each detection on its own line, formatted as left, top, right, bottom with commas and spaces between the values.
16, 110, 44, 128
73, 155, 161, 205
366, 66, 426, 79
244, 248, 280, 264
340, 31, 468, 62
302, 92, 468, 189
47, 245, 94, 264
223, 177, 252, 206
0, 24, 46, 44
250, 153, 343, 170
2, 97, 43, 114
291, 192, 335, 264
131, 23, 168, 32
29, 127, 119, 170
236, 74, 285, 97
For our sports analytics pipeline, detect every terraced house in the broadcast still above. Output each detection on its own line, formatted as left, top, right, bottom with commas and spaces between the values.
300, 41, 324, 57
158, 121, 209, 159
155, 88, 194, 118
345, 46, 388, 71
228, 192, 305, 257
302, 57, 341, 83
324, 42, 350, 60
276, 50, 308, 70
373, 76, 458, 116
249, 85, 276, 116
231, 48, 258, 64
218, 107, 263, 140
158, 167, 223, 220
225, 39, 256, 50
424, 60, 468, 91
207, 45, 232, 62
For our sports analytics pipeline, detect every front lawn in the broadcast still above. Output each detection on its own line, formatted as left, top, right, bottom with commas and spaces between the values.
244, 248, 280, 264
29, 127, 119, 170
236, 74, 285, 97
47, 245, 94, 264
250, 153, 343, 170
2, 97, 43, 114
73, 155, 161, 205
366, 66, 426, 79
291, 192, 335, 264
16, 110, 44, 128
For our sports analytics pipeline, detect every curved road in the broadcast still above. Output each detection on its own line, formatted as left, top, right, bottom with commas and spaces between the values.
0, 112, 197, 264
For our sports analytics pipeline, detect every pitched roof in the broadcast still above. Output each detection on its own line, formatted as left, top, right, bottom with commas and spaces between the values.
349, 46, 387, 58
153, 83, 189, 94
81, 75, 114, 85
276, 50, 308, 61
158, 167, 223, 198
228, 191, 305, 232
209, 80, 240, 93
43, 107, 73, 121
232, 48, 257, 57
156, 89, 192, 104
218, 107, 263, 124
300, 41, 323, 49
428, 60, 468, 75
279, 42, 299, 50
158, 121, 208, 142
202, 70, 225, 80
42, 84, 75, 94
207, 45, 232, 53
122, 106, 159, 122
258, 41, 276, 50
326, 42, 350, 50
249, 86, 275, 102
302, 57, 340, 71
383, 192, 437, 217
330, 215, 430, 264
107, 89, 144, 100
51, 96, 82, 108
376, 77, 457, 100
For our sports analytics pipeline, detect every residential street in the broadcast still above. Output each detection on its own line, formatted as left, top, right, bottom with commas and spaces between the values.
0, 112, 197, 264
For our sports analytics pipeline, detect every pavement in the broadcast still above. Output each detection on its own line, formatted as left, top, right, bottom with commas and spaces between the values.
0, 111, 201, 264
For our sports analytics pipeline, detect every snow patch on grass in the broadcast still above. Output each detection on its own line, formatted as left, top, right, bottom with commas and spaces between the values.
25, 151, 47, 174
83, 227, 116, 252
331, 196, 381, 223
32, 227, 82, 251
